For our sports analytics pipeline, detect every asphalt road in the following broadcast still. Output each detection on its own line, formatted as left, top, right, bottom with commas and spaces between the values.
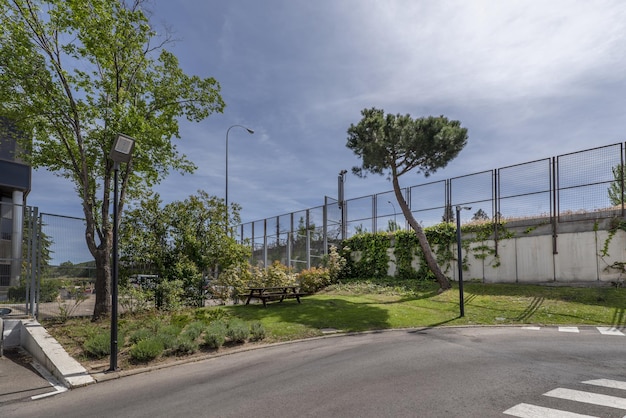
1, 326, 625, 417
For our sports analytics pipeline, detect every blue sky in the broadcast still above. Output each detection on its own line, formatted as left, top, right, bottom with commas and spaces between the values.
26, 0, 626, 226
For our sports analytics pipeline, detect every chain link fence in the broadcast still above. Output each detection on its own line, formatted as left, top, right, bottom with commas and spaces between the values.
2, 142, 623, 319
239, 142, 625, 262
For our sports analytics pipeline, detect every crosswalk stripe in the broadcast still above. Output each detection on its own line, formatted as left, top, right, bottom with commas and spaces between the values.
583, 379, 626, 391
545, 388, 626, 410
503, 402, 598, 417
597, 327, 625, 336
559, 327, 579, 333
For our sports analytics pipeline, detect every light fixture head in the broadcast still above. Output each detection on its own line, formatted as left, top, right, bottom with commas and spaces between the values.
109, 133, 135, 163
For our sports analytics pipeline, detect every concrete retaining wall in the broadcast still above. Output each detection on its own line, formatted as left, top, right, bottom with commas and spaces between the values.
379, 215, 626, 283
2, 318, 94, 387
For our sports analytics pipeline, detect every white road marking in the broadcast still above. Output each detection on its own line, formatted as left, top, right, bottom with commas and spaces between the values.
30, 360, 68, 399
559, 327, 579, 333
597, 327, 625, 336
521, 326, 541, 330
545, 388, 626, 410
503, 403, 598, 417
583, 379, 626, 391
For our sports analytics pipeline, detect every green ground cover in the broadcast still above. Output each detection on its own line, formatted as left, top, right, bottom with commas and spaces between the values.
44, 280, 626, 371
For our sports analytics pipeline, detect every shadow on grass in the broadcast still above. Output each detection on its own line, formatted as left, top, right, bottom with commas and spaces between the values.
228, 297, 391, 332
464, 283, 626, 309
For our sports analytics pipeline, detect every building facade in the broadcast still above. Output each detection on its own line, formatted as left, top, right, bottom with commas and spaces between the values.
0, 118, 31, 288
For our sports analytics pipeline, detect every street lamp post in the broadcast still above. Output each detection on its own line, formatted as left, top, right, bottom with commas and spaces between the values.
225, 125, 254, 211
387, 200, 397, 230
108, 133, 135, 372
338, 170, 347, 240
456, 205, 471, 317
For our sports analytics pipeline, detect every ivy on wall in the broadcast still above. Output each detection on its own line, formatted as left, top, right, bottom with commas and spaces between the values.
341, 221, 509, 280
600, 217, 626, 276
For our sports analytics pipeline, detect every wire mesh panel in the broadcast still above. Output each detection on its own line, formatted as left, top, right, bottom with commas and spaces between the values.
345, 195, 373, 237
409, 180, 447, 226
308, 206, 326, 265
239, 222, 253, 245
251, 220, 265, 266
40, 213, 94, 272
557, 144, 623, 219
325, 196, 342, 244
264, 216, 288, 265
498, 159, 551, 220
375, 191, 403, 232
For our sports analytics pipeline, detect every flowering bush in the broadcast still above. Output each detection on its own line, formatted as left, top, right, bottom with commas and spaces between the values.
297, 267, 331, 294
324, 245, 348, 282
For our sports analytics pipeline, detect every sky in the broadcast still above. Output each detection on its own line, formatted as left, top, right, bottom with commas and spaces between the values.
26, 0, 626, 227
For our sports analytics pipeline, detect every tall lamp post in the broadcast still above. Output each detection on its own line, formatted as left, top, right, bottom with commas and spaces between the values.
387, 200, 397, 230
455, 205, 471, 317
108, 133, 135, 372
225, 125, 254, 211
338, 170, 347, 240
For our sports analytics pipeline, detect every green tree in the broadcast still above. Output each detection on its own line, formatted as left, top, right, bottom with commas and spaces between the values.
0, 0, 225, 319
346, 108, 468, 290
472, 208, 489, 221
608, 164, 625, 206
120, 191, 250, 307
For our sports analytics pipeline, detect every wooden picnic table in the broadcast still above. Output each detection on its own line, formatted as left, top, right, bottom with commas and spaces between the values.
244, 286, 306, 307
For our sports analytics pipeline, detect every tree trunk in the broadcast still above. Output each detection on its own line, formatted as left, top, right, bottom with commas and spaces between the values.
391, 175, 451, 291
92, 247, 112, 320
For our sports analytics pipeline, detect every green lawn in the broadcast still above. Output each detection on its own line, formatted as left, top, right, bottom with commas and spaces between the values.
43, 280, 626, 370
221, 281, 626, 341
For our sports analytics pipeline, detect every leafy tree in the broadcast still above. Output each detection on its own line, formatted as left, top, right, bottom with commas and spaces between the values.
0, 0, 225, 318
472, 209, 489, 221
346, 108, 468, 290
120, 191, 250, 307
608, 164, 625, 206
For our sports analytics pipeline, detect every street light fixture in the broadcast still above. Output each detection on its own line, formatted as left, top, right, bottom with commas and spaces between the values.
225, 125, 254, 212
107, 133, 135, 372
456, 205, 471, 317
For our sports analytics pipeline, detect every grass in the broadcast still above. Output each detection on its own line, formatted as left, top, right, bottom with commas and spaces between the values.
43, 280, 626, 371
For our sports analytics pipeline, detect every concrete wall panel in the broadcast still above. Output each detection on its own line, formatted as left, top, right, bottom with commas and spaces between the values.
596, 230, 626, 282
515, 235, 554, 282
483, 239, 517, 283
554, 232, 598, 281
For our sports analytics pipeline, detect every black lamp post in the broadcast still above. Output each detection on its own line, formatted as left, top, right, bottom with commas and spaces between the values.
387, 200, 397, 230
108, 133, 135, 372
456, 205, 471, 317
225, 125, 254, 211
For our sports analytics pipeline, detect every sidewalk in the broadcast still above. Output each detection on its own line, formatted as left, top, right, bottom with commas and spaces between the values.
0, 348, 62, 404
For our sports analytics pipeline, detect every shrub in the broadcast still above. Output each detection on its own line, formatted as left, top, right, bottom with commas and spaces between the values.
170, 335, 199, 355
158, 325, 182, 350
193, 307, 230, 322
258, 261, 296, 288
83, 332, 111, 358
181, 321, 205, 341
203, 320, 227, 349
130, 338, 164, 362
249, 321, 266, 341
119, 284, 151, 314
297, 267, 331, 294
155, 279, 184, 311
324, 245, 348, 282
215, 264, 254, 303
227, 318, 249, 343
7, 279, 60, 303
129, 328, 153, 344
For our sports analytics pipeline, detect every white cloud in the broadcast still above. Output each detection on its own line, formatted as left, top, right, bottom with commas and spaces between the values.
27, 0, 626, 227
